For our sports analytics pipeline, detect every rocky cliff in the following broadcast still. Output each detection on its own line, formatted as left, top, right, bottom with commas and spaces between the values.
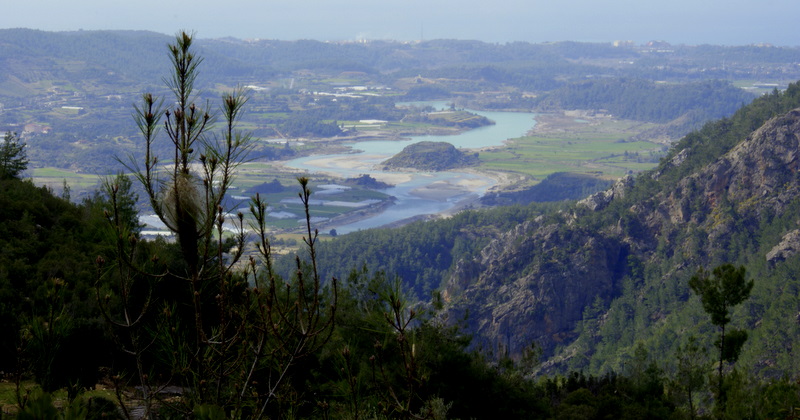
441, 108, 800, 374
442, 219, 629, 356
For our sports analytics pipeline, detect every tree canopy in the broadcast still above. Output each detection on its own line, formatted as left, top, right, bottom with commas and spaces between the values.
0, 131, 28, 179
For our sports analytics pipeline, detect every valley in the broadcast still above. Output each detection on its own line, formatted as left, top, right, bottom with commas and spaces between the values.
15, 83, 671, 235
6, 29, 800, 418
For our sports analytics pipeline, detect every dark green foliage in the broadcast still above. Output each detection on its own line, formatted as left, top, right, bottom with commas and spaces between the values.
653, 81, 800, 191
245, 178, 290, 194
101, 172, 143, 234
381, 141, 480, 171
0, 131, 28, 179
15, 390, 61, 420
300, 204, 554, 300
535, 79, 755, 123
543, 370, 673, 420
84, 396, 123, 420
0, 178, 115, 384
722, 374, 800, 420
670, 335, 710, 419
689, 264, 753, 328
421, 335, 549, 419
279, 113, 343, 137
481, 172, 614, 205
100, 33, 338, 419
1, 176, 799, 418
719, 328, 748, 364
315, 267, 553, 419
343, 174, 393, 189
194, 404, 227, 420
15, 390, 121, 420
689, 264, 753, 409
403, 85, 452, 100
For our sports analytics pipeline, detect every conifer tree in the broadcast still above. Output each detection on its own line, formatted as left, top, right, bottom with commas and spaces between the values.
0, 131, 28, 180
99, 31, 336, 419
688, 263, 753, 411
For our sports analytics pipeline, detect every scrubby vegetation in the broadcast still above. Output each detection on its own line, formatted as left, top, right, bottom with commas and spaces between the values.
6, 31, 800, 420
381, 141, 480, 171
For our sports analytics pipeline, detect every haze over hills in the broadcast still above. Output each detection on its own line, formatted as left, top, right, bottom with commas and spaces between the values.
4, 0, 800, 46
1, 29, 793, 185
6, 27, 800, 417
312, 81, 800, 380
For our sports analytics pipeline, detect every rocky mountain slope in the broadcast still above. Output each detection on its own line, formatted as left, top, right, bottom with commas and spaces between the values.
441, 91, 800, 376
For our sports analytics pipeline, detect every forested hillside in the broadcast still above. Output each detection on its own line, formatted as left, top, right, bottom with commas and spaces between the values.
8, 30, 800, 418
309, 81, 800, 381
533, 79, 754, 124
447, 82, 800, 375
0, 178, 117, 389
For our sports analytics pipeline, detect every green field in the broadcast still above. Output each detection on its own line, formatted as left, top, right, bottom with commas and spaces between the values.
29, 114, 668, 232
31, 168, 104, 191
478, 117, 666, 182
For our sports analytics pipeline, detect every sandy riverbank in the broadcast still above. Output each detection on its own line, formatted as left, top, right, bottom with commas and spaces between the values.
272, 111, 594, 231
408, 176, 493, 201
276, 154, 506, 231
277, 154, 415, 185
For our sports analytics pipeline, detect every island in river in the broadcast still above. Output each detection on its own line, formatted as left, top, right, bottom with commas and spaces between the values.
143, 106, 664, 237
380, 141, 480, 171
278, 104, 538, 234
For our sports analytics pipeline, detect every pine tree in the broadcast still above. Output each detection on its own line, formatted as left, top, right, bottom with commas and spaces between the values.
0, 131, 28, 180
688, 263, 753, 411
100, 31, 337, 418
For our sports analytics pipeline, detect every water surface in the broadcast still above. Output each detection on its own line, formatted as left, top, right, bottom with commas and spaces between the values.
286, 106, 536, 233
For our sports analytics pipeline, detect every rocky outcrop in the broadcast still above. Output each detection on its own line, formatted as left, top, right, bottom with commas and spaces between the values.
577, 189, 614, 212
441, 108, 800, 366
766, 229, 800, 263
577, 175, 634, 211
639, 109, 800, 248
442, 219, 629, 357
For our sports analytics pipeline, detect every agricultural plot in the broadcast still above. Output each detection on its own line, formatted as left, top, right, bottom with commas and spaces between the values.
31, 167, 105, 191
478, 115, 667, 182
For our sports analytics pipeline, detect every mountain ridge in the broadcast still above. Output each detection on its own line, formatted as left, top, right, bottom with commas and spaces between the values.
440, 89, 800, 376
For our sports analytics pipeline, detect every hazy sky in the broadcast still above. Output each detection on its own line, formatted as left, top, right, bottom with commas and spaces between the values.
2, 0, 799, 46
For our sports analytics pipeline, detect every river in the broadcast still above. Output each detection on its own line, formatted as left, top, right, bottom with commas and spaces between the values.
285, 103, 537, 234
